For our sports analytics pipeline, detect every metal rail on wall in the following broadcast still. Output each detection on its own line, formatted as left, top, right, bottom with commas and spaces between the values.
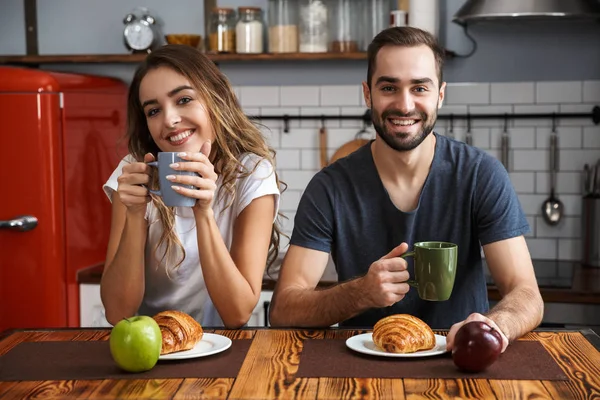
249, 106, 600, 133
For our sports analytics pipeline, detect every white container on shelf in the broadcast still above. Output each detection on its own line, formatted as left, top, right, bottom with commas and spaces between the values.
299, 0, 328, 53
408, 0, 439, 37
236, 7, 264, 54
390, 10, 407, 27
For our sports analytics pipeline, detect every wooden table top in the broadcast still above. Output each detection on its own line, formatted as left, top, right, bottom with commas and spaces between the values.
0, 327, 599, 399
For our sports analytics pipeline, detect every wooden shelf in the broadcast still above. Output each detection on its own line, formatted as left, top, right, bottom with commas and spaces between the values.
0, 52, 368, 65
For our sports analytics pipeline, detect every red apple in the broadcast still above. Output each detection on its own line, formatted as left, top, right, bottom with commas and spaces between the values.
452, 321, 503, 372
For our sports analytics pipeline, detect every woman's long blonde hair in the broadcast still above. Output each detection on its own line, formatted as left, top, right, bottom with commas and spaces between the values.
126, 44, 285, 276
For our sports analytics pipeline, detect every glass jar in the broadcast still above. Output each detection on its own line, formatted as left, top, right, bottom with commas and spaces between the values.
298, 0, 328, 53
268, 0, 299, 53
209, 7, 236, 53
363, 0, 393, 50
329, 0, 360, 53
236, 7, 264, 54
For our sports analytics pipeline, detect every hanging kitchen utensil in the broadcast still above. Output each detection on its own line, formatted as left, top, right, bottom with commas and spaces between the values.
319, 117, 328, 169
595, 159, 600, 197
590, 162, 598, 197
583, 163, 591, 197
465, 113, 473, 145
328, 120, 372, 165
500, 114, 510, 170
541, 115, 564, 226
448, 114, 455, 139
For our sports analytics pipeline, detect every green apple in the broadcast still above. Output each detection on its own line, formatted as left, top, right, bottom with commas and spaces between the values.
109, 316, 162, 373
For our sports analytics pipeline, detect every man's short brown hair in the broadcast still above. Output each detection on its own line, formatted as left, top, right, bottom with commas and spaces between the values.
367, 27, 445, 88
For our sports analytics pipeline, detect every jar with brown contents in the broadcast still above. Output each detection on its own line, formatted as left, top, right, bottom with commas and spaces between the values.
329, 0, 360, 53
209, 7, 236, 53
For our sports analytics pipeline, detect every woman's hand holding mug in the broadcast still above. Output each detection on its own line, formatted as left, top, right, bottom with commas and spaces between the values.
116, 153, 155, 214
166, 141, 218, 213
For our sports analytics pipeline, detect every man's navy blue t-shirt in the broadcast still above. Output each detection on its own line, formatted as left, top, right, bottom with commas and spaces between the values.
289, 133, 529, 329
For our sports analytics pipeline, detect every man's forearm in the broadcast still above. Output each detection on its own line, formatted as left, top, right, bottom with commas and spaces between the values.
270, 279, 369, 327
486, 285, 544, 342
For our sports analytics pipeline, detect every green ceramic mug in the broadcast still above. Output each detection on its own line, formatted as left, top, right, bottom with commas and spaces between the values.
400, 241, 458, 301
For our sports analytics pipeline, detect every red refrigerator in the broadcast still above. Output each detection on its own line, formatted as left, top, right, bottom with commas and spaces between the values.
0, 66, 128, 331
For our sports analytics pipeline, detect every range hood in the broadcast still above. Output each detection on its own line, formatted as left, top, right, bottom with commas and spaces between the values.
453, 0, 600, 25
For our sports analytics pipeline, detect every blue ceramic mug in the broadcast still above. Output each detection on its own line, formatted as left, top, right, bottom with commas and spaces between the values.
147, 152, 198, 207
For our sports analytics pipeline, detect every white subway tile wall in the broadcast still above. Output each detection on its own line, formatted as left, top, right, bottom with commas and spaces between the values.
237, 82, 600, 261
491, 82, 535, 104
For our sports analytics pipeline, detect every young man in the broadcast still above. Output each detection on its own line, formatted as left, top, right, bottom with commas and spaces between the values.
269, 27, 543, 352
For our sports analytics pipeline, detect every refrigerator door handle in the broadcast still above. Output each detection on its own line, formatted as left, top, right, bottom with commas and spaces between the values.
0, 215, 38, 231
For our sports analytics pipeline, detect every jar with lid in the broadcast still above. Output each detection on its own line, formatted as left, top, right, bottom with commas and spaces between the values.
268, 0, 299, 53
209, 7, 236, 53
363, 0, 392, 50
236, 7, 264, 54
329, 0, 360, 53
298, 0, 328, 53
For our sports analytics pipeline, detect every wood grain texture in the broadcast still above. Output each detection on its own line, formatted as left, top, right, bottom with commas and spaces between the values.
213, 329, 255, 340
325, 330, 368, 340
404, 378, 497, 400
0, 380, 97, 400
1, 328, 599, 399
542, 380, 588, 400
87, 378, 183, 399
0, 382, 19, 399
318, 378, 406, 400
228, 330, 323, 400
0, 332, 31, 356
533, 332, 600, 398
0, 52, 368, 65
0, 330, 80, 356
173, 378, 233, 400
488, 380, 551, 400
72, 330, 111, 341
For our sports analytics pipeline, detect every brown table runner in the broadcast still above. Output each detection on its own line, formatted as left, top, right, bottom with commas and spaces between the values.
0, 339, 251, 381
296, 339, 568, 380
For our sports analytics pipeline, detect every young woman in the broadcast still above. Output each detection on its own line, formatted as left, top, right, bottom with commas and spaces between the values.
101, 44, 283, 328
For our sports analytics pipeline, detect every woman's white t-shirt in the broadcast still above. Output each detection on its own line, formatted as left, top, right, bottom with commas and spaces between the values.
103, 153, 280, 326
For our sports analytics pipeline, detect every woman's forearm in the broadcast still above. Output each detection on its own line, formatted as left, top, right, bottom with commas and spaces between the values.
194, 209, 259, 328
100, 211, 148, 325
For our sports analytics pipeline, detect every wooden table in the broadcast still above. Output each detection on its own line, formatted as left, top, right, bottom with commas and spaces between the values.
0, 327, 599, 399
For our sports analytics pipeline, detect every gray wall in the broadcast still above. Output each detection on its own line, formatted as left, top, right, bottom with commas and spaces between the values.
1, 0, 600, 85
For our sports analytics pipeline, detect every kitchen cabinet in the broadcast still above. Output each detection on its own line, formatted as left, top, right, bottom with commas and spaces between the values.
78, 283, 273, 328
248, 291, 274, 327
79, 284, 111, 328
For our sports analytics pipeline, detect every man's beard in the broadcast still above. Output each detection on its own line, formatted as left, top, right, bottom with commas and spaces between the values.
372, 106, 438, 152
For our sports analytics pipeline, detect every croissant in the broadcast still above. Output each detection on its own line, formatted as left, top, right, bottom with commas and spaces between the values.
372, 314, 436, 353
152, 310, 204, 355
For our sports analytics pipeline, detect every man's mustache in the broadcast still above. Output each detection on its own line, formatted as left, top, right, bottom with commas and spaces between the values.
381, 110, 427, 120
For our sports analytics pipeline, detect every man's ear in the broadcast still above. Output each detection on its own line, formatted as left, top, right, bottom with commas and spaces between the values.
438, 81, 447, 109
362, 81, 371, 108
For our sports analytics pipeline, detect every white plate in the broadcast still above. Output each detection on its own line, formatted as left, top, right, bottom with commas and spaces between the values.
159, 333, 232, 361
346, 333, 448, 358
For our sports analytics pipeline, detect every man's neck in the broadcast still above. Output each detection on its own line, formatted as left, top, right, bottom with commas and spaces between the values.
371, 133, 437, 186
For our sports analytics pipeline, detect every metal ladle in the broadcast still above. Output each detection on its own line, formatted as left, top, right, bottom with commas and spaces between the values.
542, 115, 564, 225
